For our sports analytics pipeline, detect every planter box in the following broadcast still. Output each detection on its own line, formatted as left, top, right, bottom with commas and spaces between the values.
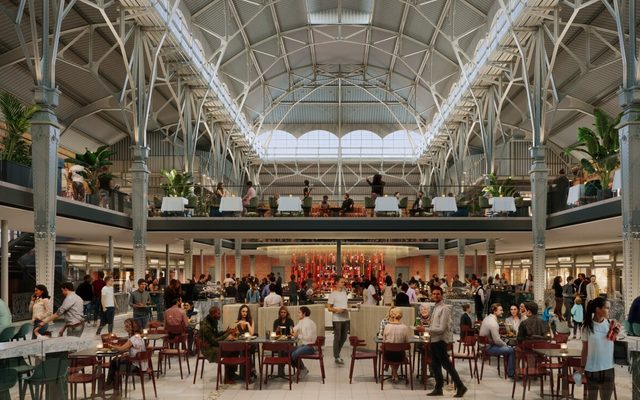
0, 159, 32, 188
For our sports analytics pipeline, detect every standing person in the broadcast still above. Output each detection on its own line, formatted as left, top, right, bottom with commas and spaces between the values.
96, 276, 117, 334
327, 277, 350, 365
215, 182, 225, 199
38, 282, 84, 337
382, 308, 412, 383
241, 181, 256, 212
407, 280, 418, 304
580, 297, 617, 400
76, 275, 93, 321
396, 273, 403, 288
246, 284, 261, 304
522, 274, 534, 299
479, 303, 515, 378
92, 271, 106, 327
575, 273, 588, 308
366, 173, 385, 200
426, 287, 467, 397
129, 279, 151, 328
263, 284, 284, 307
395, 283, 410, 307
302, 180, 312, 217
586, 275, 600, 306
472, 279, 486, 321
571, 297, 584, 339
29, 285, 52, 338
123, 274, 136, 294
563, 276, 576, 327
381, 275, 394, 306
365, 276, 380, 305
288, 275, 299, 306
552, 276, 565, 321
290, 306, 318, 379
164, 279, 182, 309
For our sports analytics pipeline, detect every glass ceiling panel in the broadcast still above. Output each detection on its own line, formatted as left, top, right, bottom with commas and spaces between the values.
256, 129, 424, 161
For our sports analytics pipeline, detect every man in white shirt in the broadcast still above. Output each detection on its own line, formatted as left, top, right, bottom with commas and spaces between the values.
586, 275, 600, 305
327, 277, 350, 364
366, 279, 378, 305
290, 306, 318, 379
96, 276, 117, 335
479, 303, 514, 378
407, 280, 418, 304
223, 273, 235, 288
263, 284, 283, 307
123, 275, 136, 294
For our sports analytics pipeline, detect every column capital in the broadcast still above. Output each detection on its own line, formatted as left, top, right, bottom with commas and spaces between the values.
131, 145, 150, 161
619, 86, 640, 109
33, 86, 60, 107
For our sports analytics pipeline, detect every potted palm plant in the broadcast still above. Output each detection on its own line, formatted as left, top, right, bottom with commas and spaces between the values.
0, 91, 38, 187
565, 108, 621, 200
160, 168, 196, 215
64, 145, 114, 204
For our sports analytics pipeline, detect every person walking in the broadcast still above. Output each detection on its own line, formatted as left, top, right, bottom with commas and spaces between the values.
96, 276, 117, 334
426, 286, 467, 397
38, 282, 85, 337
580, 297, 617, 400
327, 277, 350, 365
29, 284, 52, 338
76, 275, 93, 321
92, 271, 106, 327
288, 275, 299, 305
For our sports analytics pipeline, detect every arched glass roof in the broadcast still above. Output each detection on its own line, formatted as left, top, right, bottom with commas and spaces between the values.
256, 129, 424, 161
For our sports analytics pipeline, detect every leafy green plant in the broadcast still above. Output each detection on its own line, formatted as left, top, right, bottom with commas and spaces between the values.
565, 108, 621, 191
160, 169, 194, 198
482, 173, 520, 197
0, 91, 38, 166
65, 145, 114, 194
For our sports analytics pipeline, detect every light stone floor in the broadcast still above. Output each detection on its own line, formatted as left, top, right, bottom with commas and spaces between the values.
9, 313, 633, 400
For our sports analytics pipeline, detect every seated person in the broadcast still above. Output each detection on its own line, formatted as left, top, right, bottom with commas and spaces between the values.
516, 302, 549, 342
479, 303, 514, 378
200, 307, 237, 381
319, 195, 330, 216
339, 193, 354, 215
411, 191, 425, 215
378, 307, 392, 337
164, 297, 189, 338
104, 318, 146, 388
290, 306, 317, 379
394, 283, 410, 307
383, 307, 411, 383
273, 306, 295, 377
549, 312, 570, 335
460, 303, 473, 338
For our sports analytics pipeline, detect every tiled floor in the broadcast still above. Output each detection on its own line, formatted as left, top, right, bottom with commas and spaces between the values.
9, 313, 633, 399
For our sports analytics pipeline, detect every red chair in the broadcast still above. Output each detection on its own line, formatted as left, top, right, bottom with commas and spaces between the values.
380, 342, 412, 390
553, 333, 569, 344
67, 356, 100, 400
296, 336, 326, 384
158, 333, 190, 379
217, 342, 251, 390
452, 335, 479, 384
477, 335, 508, 379
121, 351, 157, 400
348, 336, 377, 384
260, 342, 294, 390
192, 333, 207, 384
512, 347, 554, 400
457, 325, 475, 352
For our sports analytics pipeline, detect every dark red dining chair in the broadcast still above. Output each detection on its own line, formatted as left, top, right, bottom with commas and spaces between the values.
121, 351, 157, 400
348, 336, 377, 383
217, 342, 251, 390
261, 341, 294, 389
452, 334, 479, 384
379, 342, 412, 390
296, 336, 326, 384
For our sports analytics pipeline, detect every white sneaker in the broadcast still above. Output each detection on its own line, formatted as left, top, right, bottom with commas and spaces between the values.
299, 368, 309, 379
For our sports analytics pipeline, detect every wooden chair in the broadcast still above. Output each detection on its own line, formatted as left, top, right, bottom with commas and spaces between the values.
511, 347, 554, 400
260, 341, 294, 390
379, 342, 412, 390
457, 325, 475, 352
158, 333, 190, 379
192, 332, 208, 384
67, 356, 100, 400
121, 351, 157, 400
348, 336, 377, 384
217, 342, 251, 390
452, 335, 479, 384
478, 335, 507, 379
296, 336, 326, 383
